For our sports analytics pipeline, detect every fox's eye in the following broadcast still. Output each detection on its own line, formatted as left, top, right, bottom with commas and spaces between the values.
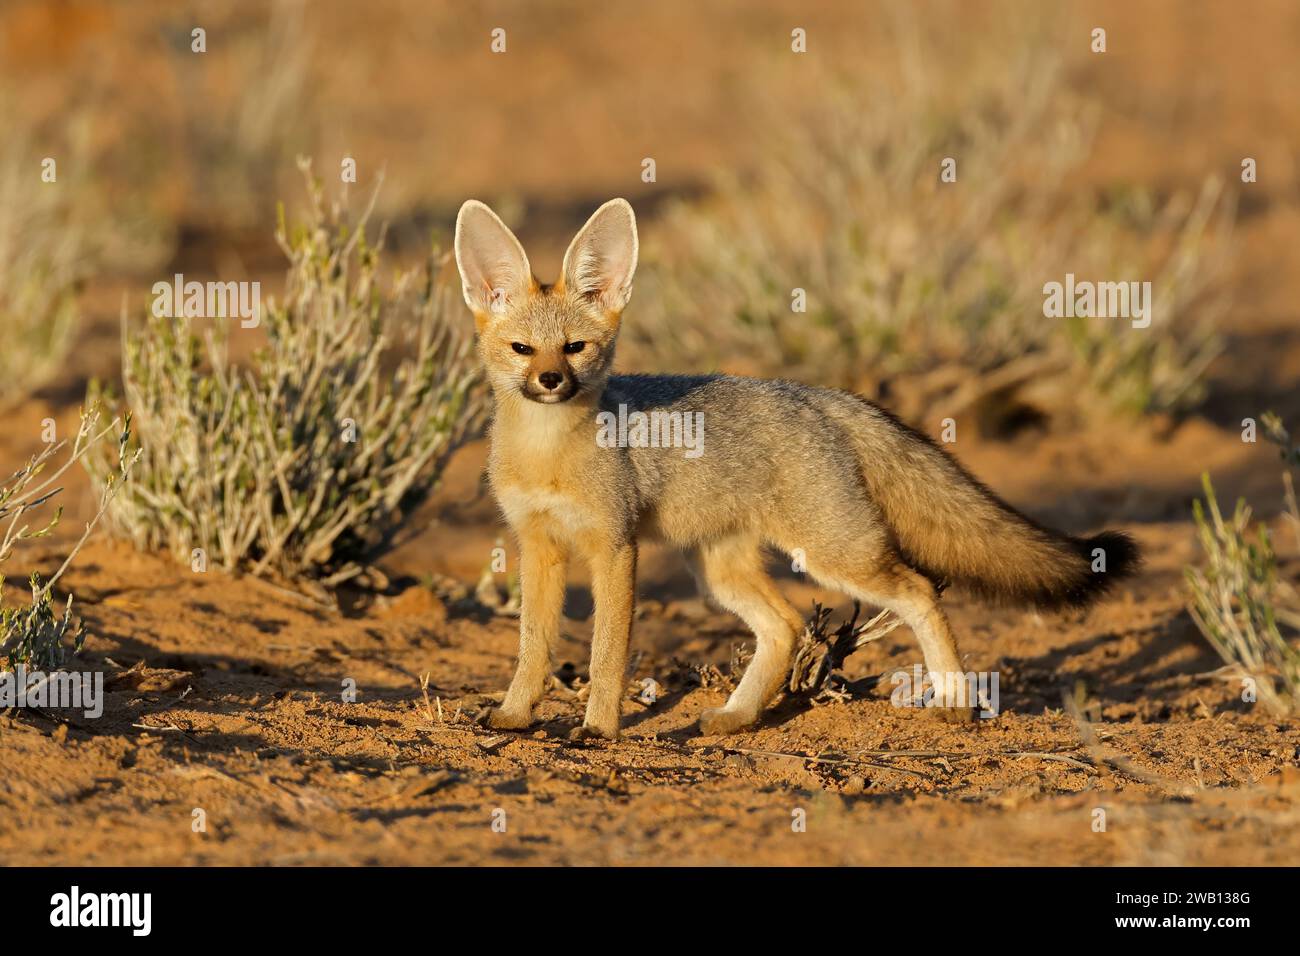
511, 342, 534, 355
563, 341, 586, 354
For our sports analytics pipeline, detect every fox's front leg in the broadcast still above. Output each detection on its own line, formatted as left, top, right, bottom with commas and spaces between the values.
488, 525, 567, 730
571, 540, 636, 741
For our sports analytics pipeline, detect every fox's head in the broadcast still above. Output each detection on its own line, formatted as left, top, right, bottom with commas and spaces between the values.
454, 198, 638, 405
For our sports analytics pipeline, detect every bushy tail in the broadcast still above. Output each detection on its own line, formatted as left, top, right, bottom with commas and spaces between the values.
836, 400, 1141, 609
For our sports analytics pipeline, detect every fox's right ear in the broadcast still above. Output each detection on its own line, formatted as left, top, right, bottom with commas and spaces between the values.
454, 200, 533, 326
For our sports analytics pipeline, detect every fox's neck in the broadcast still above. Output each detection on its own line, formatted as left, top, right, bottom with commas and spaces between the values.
492, 386, 603, 446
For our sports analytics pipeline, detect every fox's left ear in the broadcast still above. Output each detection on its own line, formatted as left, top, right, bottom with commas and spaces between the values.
560, 198, 638, 316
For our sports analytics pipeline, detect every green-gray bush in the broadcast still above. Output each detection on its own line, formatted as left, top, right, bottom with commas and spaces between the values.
86, 162, 484, 591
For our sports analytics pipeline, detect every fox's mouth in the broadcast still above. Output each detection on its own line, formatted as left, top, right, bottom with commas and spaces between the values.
521, 383, 580, 404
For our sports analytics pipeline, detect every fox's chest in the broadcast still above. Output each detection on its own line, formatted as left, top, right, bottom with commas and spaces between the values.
486, 408, 628, 540
494, 480, 596, 535
489, 441, 605, 537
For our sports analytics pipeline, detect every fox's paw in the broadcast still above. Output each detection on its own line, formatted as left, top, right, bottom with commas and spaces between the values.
568, 721, 619, 743
925, 704, 980, 726
698, 707, 755, 736
483, 706, 535, 731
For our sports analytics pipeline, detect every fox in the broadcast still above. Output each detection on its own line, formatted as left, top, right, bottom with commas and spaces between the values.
453, 197, 1140, 740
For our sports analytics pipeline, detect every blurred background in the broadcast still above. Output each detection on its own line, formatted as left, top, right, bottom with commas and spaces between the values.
2, 4, 1299, 867
2, 0, 1299, 526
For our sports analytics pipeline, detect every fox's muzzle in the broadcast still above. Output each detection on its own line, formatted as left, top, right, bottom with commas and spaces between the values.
523, 368, 578, 403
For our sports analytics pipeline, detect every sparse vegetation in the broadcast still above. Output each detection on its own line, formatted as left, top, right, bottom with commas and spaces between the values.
0, 125, 82, 410
628, 24, 1233, 426
1186, 415, 1300, 714
1, 408, 137, 670
86, 162, 485, 593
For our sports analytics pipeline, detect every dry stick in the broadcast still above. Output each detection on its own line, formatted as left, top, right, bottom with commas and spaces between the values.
422, 687, 1099, 779
691, 743, 935, 780
412, 715, 935, 785
994, 751, 1097, 772
239, 573, 335, 612
692, 742, 1095, 777
131, 721, 201, 744
408, 707, 1092, 792
839, 746, 1095, 773
1, 414, 123, 562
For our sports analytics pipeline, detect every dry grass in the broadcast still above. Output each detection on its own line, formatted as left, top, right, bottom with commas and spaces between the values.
1186, 415, 1300, 715
627, 15, 1233, 426
85, 162, 485, 595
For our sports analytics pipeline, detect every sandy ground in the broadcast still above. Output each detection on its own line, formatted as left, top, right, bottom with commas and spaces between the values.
2, 0, 1299, 866
3, 413, 1299, 866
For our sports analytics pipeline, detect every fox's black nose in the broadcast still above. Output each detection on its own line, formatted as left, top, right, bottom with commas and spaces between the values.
538, 371, 563, 390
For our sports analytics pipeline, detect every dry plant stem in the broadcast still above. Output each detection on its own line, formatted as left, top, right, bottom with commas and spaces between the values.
40, 440, 141, 602
1, 411, 138, 596
692, 743, 1097, 779
2, 408, 138, 669
418, 673, 436, 724
0, 416, 116, 561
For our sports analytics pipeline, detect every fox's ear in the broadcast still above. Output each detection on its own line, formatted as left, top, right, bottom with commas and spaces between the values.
454, 200, 533, 322
560, 198, 638, 316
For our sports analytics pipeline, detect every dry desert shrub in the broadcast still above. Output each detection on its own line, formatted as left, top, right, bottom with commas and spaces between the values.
1, 409, 137, 670
85, 162, 484, 593
627, 19, 1233, 426
1186, 415, 1300, 714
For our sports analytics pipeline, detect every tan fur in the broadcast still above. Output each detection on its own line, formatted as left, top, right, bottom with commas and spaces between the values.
454, 198, 1140, 739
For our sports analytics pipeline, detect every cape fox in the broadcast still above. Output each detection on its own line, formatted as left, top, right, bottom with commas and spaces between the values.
454, 197, 1140, 740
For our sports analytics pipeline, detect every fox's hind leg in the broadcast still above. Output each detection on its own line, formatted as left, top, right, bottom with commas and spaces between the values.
807, 553, 974, 716
695, 535, 805, 735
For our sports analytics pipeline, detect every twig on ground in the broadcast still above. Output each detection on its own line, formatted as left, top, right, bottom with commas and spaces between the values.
417, 672, 436, 723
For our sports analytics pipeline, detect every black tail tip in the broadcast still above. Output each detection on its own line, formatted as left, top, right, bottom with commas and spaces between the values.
1067, 530, 1142, 607
1087, 530, 1142, 579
